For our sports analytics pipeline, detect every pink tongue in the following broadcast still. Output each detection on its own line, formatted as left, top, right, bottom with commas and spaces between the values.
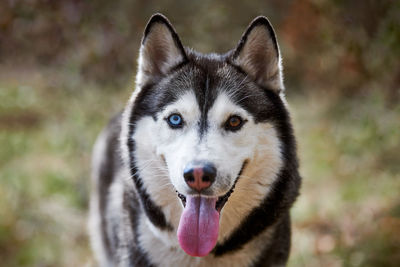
177, 196, 219, 257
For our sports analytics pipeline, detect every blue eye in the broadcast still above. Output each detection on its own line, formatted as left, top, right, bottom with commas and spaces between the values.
167, 114, 183, 128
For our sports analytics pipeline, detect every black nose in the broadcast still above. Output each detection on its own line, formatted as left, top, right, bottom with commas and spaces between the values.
183, 161, 217, 192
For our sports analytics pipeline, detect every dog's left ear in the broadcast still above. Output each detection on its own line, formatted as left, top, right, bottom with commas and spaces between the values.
231, 16, 284, 93
136, 14, 187, 87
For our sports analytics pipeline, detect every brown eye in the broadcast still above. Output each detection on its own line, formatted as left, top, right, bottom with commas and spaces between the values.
229, 116, 241, 127
225, 115, 245, 131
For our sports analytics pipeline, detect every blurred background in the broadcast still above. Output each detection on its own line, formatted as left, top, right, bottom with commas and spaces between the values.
0, 0, 399, 266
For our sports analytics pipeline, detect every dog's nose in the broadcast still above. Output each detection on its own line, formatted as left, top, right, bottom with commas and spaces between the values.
183, 161, 217, 192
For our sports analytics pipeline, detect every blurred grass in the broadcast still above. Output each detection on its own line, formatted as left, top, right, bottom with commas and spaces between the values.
0, 66, 399, 266
289, 90, 400, 267
0, 68, 128, 266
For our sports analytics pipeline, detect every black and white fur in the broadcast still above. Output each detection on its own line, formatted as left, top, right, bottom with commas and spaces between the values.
89, 14, 301, 267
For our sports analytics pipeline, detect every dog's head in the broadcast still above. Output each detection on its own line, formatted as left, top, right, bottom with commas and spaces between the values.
122, 14, 288, 257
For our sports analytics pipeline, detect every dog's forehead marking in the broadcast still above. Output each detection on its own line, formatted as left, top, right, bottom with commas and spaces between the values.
199, 74, 210, 136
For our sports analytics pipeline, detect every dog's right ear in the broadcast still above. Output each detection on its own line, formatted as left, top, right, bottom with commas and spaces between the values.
136, 14, 187, 87
231, 16, 284, 93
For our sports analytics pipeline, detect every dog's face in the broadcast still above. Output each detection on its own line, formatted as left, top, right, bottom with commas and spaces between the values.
123, 14, 287, 257
154, 71, 269, 198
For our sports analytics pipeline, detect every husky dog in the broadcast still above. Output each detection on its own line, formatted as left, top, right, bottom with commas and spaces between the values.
89, 13, 301, 267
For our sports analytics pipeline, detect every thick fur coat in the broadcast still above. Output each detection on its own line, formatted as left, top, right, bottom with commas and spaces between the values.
89, 14, 301, 267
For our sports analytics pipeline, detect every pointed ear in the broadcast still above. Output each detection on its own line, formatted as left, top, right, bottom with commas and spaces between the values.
136, 14, 187, 87
231, 16, 284, 93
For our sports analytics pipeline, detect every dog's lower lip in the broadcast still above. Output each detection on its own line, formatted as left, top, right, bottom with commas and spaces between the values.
177, 192, 187, 207
215, 189, 233, 212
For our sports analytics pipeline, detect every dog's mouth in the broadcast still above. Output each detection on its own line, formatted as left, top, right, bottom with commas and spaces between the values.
176, 161, 247, 257
176, 173, 239, 212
